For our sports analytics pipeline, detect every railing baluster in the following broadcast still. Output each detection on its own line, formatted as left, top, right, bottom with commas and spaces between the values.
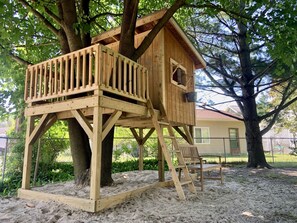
82, 49, 86, 88
123, 58, 127, 92
24, 44, 148, 103
112, 53, 116, 89
49, 61, 52, 96
70, 54, 74, 91
76, 52, 80, 89
54, 59, 58, 94
133, 64, 137, 96
129, 61, 132, 94
59, 57, 63, 93
95, 45, 100, 86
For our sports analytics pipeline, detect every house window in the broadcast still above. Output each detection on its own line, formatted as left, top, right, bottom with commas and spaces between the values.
170, 58, 187, 89
194, 127, 210, 144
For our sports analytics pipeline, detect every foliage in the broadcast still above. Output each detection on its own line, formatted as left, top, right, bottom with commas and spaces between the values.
0, 162, 74, 196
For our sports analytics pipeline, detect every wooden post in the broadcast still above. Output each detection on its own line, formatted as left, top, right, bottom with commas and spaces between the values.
90, 91, 103, 200
21, 115, 35, 189
139, 128, 144, 171
158, 134, 165, 182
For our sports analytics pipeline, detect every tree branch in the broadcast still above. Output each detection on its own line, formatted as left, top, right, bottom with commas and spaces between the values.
198, 104, 244, 121
133, 0, 186, 60
0, 44, 32, 66
18, 0, 59, 36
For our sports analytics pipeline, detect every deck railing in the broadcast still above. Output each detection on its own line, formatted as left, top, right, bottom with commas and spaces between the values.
24, 44, 149, 103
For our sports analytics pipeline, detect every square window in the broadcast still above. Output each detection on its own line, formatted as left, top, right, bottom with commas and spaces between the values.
170, 58, 187, 89
194, 127, 210, 144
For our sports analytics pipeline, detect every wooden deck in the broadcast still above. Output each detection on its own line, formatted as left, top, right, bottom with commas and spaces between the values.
24, 44, 149, 105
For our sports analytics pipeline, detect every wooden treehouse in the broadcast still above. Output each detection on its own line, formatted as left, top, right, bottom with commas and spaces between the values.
18, 10, 206, 212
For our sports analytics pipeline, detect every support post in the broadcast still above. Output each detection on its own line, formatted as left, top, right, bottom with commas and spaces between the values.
90, 92, 103, 200
139, 128, 144, 171
158, 133, 165, 182
21, 116, 35, 189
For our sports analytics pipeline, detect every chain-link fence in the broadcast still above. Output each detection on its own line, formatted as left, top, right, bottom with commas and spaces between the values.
1, 136, 297, 185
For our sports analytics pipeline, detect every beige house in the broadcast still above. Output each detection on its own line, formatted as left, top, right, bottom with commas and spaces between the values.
194, 109, 247, 155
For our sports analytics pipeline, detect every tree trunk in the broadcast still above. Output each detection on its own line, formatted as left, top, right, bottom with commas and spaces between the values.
236, 6, 271, 169
58, 0, 114, 186
242, 98, 272, 168
100, 115, 115, 186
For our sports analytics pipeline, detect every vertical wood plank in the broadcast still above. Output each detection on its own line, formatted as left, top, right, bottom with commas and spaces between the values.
118, 57, 122, 91
76, 52, 80, 89
54, 59, 58, 94
94, 44, 100, 86
44, 62, 48, 97
128, 62, 132, 94
89, 48, 93, 86
49, 61, 53, 96
112, 53, 116, 89
70, 54, 74, 91
90, 90, 102, 200
59, 58, 63, 93
123, 59, 127, 92
65, 56, 69, 92
21, 115, 35, 189
82, 49, 86, 88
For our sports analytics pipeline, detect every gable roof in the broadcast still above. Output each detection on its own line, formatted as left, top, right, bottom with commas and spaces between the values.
196, 109, 243, 122
91, 9, 206, 69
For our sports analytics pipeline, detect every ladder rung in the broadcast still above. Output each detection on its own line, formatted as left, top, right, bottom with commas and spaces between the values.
158, 121, 169, 126
163, 135, 175, 139
175, 165, 187, 169
180, 180, 193, 186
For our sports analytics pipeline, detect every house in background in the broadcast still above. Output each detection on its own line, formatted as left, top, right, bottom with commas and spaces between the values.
194, 109, 247, 155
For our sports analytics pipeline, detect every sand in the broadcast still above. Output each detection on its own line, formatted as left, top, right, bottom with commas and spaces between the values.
1, 167, 297, 223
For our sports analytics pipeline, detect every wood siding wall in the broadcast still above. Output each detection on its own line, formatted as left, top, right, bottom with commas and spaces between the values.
163, 28, 195, 126
104, 27, 195, 126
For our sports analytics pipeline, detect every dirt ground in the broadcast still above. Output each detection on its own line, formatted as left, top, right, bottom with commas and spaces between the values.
0, 167, 297, 223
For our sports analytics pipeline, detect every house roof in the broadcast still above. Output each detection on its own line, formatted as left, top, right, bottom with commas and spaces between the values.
196, 109, 242, 122
91, 9, 206, 69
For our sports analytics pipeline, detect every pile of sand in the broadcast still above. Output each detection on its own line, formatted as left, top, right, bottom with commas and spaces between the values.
1, 167, 297, 223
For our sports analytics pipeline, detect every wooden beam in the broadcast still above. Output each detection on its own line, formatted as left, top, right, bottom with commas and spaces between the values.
100, 96, 148, 116
90, 91, 103, 200
25, 96, 99, 116
96, 180, 173, 212
173, 126, 190, 144
102, 110, 122, 140
71, 109, 93, 140
182, 124, 194, 145
21, 116, 34, 189
28, 114, 56, 145
142, 128, 155, 144
18, 189, 96, 212
130, 128, 142, 145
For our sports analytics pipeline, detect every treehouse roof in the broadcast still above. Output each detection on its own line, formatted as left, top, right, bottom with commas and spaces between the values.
91, 9, 206, 69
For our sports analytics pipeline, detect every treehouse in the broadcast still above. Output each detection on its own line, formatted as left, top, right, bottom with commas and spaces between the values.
18, 10, 206, 212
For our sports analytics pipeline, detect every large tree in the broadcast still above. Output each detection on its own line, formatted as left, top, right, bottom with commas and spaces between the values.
0, 0, 189, 186
186, 0, 297, 168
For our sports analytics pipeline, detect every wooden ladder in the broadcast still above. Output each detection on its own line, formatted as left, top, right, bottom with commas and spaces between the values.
147, 99, 196, 200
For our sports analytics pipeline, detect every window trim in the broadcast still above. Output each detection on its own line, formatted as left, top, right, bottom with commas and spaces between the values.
194, 127, 210, 144
170, 58, 187, 90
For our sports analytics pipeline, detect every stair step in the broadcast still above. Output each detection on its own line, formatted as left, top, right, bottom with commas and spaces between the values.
163, 135, 175, 139
180, 180, 193, 186
158, 121, 169, 126
175, 165, 187, 169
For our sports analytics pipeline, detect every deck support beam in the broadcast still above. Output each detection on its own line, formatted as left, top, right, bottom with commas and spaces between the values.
90, 91, 103, 200
130, 128, 155, 170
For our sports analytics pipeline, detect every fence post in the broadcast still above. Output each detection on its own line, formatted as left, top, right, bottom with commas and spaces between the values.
270, 137, 275, 163
223, 137, 227, 164
1, 138, 9, 186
